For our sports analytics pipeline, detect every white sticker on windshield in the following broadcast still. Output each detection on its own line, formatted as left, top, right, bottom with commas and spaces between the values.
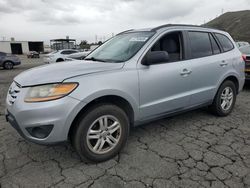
129, 37, 148, 42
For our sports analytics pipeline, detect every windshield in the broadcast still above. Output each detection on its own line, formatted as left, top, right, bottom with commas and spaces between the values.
239, 45, 250, 55
85, 31, 155, 63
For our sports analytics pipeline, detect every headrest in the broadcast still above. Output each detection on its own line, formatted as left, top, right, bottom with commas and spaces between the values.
161, 39, 178, 53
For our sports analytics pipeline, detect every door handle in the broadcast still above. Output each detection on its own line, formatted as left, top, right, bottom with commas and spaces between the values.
220, 60, 228, 67
180, 69, 192, 76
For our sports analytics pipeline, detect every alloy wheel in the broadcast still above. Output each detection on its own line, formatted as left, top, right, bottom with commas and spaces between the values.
220, 87, 233, 111
86, 115, 122, 154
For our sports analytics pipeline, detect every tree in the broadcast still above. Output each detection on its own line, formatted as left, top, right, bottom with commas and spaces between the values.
80, 40, 90, 49
97, 41, 103, 45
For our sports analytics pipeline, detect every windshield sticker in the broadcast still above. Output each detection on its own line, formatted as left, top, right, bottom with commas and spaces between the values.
129, 37, 148, 42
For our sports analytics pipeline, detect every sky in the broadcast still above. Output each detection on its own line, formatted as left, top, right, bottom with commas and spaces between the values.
0, 0, 250, 44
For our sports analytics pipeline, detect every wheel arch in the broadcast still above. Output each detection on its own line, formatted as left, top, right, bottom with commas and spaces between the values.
56, 58, 64, 62
220, 75, 239, 94
3, 60, 14, 64
68, 95, 136, 140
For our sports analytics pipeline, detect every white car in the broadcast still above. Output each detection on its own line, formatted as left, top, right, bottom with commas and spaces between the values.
43, 49, 79, 64
65, 51, 91, 61
236, 41, 249, 48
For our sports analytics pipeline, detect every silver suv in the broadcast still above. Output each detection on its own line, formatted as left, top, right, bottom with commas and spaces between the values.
5, 25, 245, 162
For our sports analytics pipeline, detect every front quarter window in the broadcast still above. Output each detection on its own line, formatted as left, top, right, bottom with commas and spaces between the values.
85, 31, 155, 63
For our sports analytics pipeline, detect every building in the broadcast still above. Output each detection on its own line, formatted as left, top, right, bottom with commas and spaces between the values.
0, 40, 44, 54
50, 38, 76, 51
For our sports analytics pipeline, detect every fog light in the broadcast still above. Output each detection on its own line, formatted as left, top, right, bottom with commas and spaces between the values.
26, 125, 53, 139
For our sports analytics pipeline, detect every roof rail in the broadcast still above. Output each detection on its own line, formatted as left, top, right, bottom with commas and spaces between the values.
151, 24, 205, 31
116, 29, 134, 35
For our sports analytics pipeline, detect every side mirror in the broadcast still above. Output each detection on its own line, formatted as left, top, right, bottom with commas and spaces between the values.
142, 51, 169, 66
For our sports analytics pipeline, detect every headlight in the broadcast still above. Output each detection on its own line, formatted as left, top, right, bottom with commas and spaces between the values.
24, 83, 78, 102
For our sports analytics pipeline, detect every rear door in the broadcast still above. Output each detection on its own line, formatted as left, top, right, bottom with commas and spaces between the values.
186, 31, 234, 106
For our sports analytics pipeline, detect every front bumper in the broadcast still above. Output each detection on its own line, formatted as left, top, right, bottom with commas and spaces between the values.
13, 61, 21, 66
43, 57, 52, 64
6, 85, 84, 144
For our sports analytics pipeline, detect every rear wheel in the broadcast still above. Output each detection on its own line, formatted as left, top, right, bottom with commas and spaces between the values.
3, 61, 14, 70
72, 104, 129, 162
210, 80, 236, 116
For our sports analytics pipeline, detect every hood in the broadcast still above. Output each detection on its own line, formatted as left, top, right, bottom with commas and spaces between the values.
14, 60, 124, 86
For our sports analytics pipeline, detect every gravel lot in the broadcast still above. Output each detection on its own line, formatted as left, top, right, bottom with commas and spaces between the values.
0, 57, 250, 188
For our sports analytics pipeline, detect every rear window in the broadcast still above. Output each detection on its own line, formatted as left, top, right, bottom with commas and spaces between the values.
209, 34, 221, 54
188, 31, 213, 58
215, 33, 234, 52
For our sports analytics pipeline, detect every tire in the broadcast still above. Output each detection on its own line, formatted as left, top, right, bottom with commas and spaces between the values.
56, 59, 64, 62
210, 80, 236, 116
72, 104, 129, 162
3, 61, 14, 70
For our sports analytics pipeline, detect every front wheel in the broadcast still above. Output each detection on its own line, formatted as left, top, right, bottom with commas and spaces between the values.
210, 80, 236, 116
72, 104, 129, 162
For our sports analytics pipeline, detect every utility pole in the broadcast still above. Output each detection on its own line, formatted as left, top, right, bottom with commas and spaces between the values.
95, 35, 97, 44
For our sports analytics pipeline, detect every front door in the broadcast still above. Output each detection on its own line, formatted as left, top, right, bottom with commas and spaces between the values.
138, 31, 192, 121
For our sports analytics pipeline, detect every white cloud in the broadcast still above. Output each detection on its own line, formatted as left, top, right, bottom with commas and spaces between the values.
0, 0, 249, 43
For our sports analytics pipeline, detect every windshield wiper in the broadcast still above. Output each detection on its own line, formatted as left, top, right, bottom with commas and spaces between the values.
84, 57, 107, 62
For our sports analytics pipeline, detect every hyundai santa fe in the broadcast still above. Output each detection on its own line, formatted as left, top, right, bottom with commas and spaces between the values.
5, 25, 245, 162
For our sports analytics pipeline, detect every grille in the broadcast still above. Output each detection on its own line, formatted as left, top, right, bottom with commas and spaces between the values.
8, 82, 21, 104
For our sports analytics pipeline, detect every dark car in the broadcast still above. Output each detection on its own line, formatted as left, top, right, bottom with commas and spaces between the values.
0, 52, 21, 70
27, 51, 40, 58
239, 45, 250, 80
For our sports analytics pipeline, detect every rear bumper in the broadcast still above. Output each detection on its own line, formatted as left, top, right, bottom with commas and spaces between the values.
245, 72, 250, 80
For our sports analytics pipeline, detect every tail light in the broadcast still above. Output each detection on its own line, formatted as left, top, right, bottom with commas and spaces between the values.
242, 54, 247, 62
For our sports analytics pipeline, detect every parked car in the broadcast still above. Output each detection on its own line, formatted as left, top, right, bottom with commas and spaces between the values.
27, 51, 40, 58
236, 41, 249, 48
0, 52, 21, 70
65, 51, 91, 61
6, 24, 245, 162
239, 45, 250, 80
43, 49, 78, 63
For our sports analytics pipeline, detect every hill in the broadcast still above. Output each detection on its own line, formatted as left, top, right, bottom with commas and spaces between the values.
205, 10, 250, 42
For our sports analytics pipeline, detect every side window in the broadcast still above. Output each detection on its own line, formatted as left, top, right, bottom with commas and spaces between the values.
215, 33, 234, 52
61, 50, 77, 55
68, 50, 77, 54
61, 50, 70, 55
151, 31, 183, 62
209, 34, 221, 55
188, 31, 213, 58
